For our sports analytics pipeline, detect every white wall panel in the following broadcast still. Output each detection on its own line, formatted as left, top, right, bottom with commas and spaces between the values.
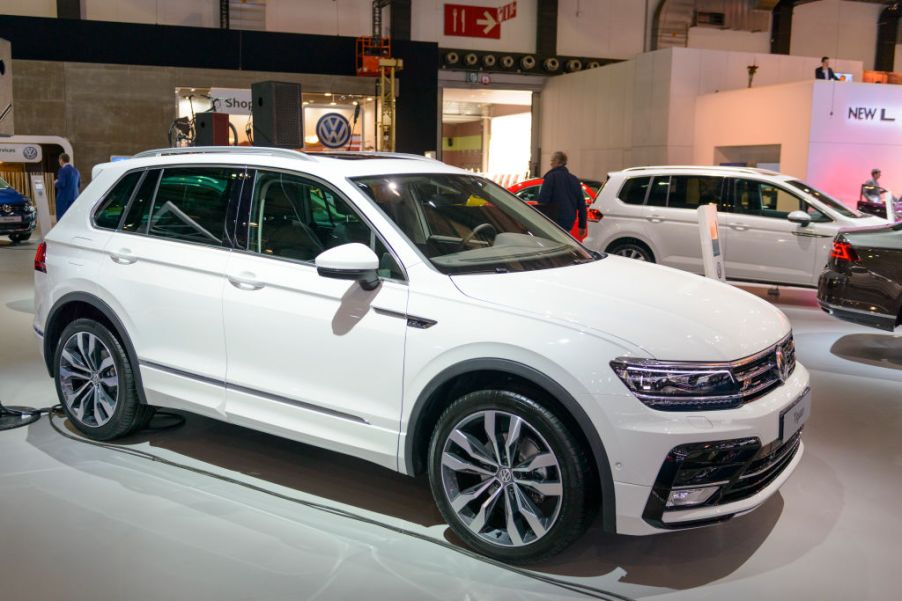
413, 0, 537, 53
265, 0, 373, 37
556, 0, 647, 59
687, 27, 770, 54
791, 0, 882, 71
0, 0, 56, 17
83, 0, 217, 27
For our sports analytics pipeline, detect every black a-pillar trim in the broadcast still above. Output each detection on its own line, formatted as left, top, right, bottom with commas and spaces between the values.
876, 4, 900, 73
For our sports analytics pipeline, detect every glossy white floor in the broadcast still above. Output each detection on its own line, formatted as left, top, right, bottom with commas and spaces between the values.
1, 237, 900, 601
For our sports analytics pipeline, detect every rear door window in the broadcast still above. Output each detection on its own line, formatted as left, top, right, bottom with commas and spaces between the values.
120, 170, 160, 233
647, 176, 670, 207
145, 167, 244, 247
666, 175, 727, 211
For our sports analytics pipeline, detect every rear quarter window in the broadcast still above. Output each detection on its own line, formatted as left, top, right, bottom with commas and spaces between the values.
93, 171, 142, 230
618, 177, 650, 205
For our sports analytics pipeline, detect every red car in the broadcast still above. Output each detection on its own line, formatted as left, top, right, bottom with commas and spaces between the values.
507, 177, 601, 241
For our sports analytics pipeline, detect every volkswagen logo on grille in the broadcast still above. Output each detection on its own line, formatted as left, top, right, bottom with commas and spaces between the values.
315, 113, 351, 149
775, 348, 787, 383
0, 204, 11, 214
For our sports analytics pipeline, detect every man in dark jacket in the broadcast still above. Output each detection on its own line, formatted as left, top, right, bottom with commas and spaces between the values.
537, 151, 587, 238
54, 153, 81, 220
815, 56, 840, 81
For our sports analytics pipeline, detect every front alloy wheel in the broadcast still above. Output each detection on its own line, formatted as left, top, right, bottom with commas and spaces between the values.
429, 390, 593, 563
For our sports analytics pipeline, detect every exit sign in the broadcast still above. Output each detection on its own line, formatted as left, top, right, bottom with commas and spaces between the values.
444, 2, 517, 39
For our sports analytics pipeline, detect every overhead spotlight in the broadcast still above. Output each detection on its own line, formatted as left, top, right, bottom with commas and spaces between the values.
520, 55, 536, 70
500, 55, 515, 69
464, 53, 479, 67
566, 59, 583, 72
543, 57, 561, 72
482, 54, 497, 68
587, 60, 601, 69
444, 51, 460, 66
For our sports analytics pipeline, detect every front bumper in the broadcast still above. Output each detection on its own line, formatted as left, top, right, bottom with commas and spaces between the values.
0, 211, 36, 235
608, 363, 810, 535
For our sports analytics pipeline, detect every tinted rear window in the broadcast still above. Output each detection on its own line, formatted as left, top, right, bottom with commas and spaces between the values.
618, 177, 650, 205
94, 171, 142, 230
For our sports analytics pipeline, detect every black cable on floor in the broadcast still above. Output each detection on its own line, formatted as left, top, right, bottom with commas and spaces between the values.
31, 405, 635, 601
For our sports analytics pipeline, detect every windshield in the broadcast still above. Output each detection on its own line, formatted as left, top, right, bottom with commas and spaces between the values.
352, 173, 594, 275
786, 180, 864, 218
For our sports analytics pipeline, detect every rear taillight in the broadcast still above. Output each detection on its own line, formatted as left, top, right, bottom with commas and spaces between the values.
34, 241, 47, 273
830, 241, 858, 262
588, 208, 603, 222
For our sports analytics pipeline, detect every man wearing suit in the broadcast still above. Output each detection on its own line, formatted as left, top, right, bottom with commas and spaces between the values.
54, 153, 81, 221
815, 56, 840, 81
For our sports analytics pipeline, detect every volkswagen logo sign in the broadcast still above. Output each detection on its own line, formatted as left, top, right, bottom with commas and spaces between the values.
315, 113, 351, 149
22, 146, 39, 161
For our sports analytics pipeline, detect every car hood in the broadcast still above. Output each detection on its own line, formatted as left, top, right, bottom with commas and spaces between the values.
0, 188, 26, 205
450, 256, 790, 361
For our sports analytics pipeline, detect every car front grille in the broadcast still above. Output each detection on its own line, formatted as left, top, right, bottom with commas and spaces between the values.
734, 334, 796, 404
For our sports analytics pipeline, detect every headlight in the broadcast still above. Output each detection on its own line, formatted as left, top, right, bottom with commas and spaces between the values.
24, 198, 35, 212
610, 358, 742, 411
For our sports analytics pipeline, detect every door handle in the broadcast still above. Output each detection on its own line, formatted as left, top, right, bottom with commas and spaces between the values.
728, 224, 748, 231
646, 216, 663, 223
109, 249, 137, 264
228, 272, 265, 291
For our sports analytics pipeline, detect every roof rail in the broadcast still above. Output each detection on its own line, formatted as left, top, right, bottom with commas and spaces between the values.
620, 165, 782, 176
313, 150, 441, 163
132, 146, 315, 161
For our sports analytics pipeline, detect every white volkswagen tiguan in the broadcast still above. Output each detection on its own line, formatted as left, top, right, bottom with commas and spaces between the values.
585, 166, 886, 287
33, 148, 810, 563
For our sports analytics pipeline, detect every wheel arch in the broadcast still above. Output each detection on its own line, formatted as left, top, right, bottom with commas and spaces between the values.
404, 358, 617, 532
43, 291, 149, 405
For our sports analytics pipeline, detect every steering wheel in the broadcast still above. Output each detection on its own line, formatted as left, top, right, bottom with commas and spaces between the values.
457, 222, 497, 251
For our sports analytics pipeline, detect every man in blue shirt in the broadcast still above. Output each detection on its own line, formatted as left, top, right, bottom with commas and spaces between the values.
537, 151, 587, 238
54, 153, 80, 220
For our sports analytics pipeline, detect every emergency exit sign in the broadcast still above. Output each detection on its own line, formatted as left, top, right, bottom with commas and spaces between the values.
444, 2, 517, 39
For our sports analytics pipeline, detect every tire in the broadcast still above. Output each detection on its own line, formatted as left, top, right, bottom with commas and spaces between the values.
428, 390, 593, 564
9, 232, 32, 243
607, 240, 654, 262
53, 318, 144, 440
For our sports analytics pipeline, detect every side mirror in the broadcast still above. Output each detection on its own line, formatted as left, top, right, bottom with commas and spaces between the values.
315, 243, 381, 290
787, 210, 811, 227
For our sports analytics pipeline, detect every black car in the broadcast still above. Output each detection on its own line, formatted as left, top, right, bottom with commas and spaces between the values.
818, 222, 902, 331
0, 176, 37, 243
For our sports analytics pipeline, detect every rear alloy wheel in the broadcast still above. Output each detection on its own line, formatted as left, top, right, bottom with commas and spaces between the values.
54, 318, 144, 440
429, 390, 593, 563
608, 241, 654, 262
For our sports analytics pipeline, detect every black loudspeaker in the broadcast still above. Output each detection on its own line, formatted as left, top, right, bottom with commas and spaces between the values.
194, 112, 231, 146
251, 81, 303, 148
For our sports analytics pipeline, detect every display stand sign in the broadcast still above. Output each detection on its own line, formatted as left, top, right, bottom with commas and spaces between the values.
698, 204, 726, 282
30, 174, 53, 239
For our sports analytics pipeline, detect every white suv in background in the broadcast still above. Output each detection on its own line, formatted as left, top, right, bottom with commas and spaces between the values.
585, 166, 886, 287
34, 148, 810, 563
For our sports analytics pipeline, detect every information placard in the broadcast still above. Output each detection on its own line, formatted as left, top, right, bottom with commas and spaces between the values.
30, 174, 53, 239
698, 204, 726, 282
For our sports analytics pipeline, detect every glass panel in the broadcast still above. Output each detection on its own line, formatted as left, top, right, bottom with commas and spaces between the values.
121, 170, 160, 233
618, 176, 650, 205
353, 173, 592, 275
94, 171, 141, 230
785, 180, 857, 219
667, 175, 727, 211
250, 170, 403, 279
647, 176, 670, 207
515, 185, 541, 203
147, 167, 242, 246
735, 179, 829, 222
